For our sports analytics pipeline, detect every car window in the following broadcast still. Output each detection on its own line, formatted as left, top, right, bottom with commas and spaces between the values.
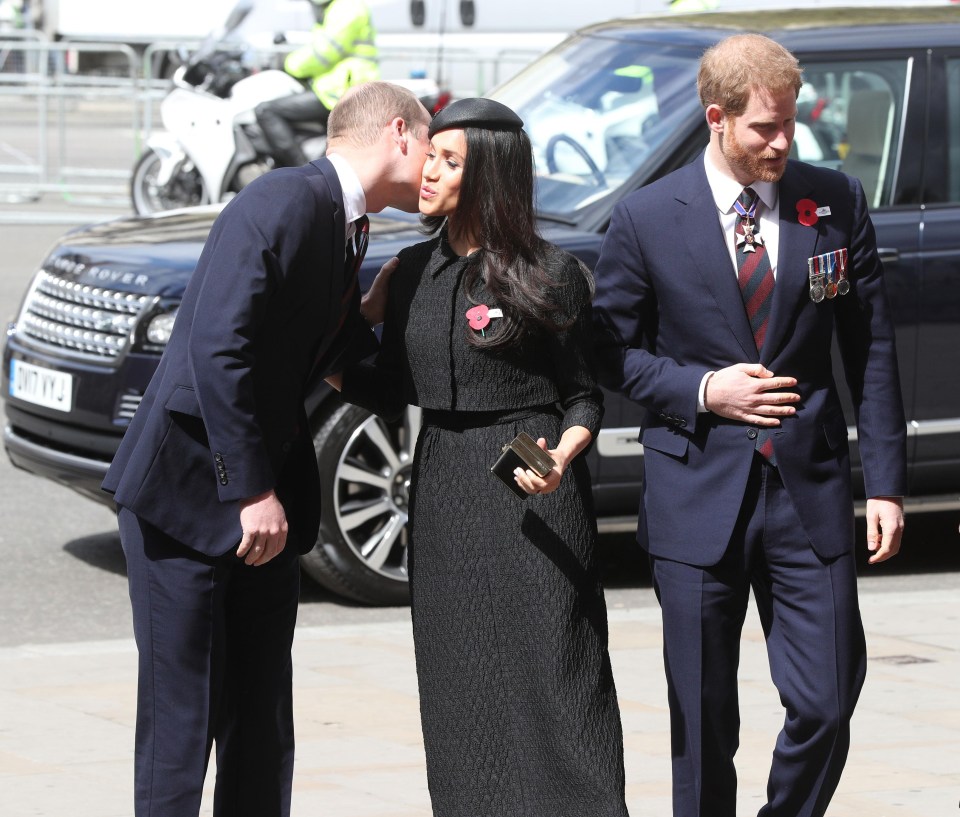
493, 36, 703, 217
947, 57, 960, 203
792, 58, 910, 209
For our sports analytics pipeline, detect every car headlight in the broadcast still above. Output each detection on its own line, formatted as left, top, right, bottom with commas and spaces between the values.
145, 309, 178, 345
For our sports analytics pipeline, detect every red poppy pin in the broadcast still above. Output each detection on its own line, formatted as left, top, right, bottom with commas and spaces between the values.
466, 304, 491, 330
796, 198, 819, 226
465, 304, 504, 336
796, 198, 832, 227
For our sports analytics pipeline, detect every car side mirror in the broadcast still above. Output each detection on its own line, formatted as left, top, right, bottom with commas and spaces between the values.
410, 0, 425, 26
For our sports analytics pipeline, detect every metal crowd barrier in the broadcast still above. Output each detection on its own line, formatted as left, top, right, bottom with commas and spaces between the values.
0, 35, 543, 211
0, 38, 141, 206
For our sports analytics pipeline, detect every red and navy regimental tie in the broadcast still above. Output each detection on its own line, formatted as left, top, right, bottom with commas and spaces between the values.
735, 187, 777, 464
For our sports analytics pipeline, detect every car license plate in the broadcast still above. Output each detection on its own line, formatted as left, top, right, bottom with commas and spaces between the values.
8, 359, 73, 412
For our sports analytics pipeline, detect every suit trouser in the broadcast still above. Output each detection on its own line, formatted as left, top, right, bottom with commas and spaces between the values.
650, 458, 867, 817
119, 507, 300, 817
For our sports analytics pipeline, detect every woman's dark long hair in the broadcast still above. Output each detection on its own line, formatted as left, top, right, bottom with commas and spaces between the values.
421, 126, 593, 352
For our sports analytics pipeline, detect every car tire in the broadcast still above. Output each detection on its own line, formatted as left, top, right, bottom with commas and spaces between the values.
300, 401, 421, 606
130, 148, 210, 215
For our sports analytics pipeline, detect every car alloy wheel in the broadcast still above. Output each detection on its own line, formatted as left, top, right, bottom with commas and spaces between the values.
302, 401, 421, 605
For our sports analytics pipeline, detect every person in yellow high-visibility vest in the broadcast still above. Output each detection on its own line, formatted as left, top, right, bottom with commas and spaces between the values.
256, 0, 379, 167
667, 0, 719, 11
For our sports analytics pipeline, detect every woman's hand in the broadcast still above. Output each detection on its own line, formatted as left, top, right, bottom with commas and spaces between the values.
512, 437, 575, 496
512, 426, 592, 496
512, 437, 564, 495
360, 256, 400, 327
513, 426, 593, 494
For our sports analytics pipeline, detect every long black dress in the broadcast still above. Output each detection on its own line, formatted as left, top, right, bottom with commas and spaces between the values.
342, 235, 629, 817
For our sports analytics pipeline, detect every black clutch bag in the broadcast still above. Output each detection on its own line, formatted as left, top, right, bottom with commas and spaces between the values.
490, 431, 557, 499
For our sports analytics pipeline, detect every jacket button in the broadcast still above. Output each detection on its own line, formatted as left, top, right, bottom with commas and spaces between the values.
219, 477, 228, 485
215, 453, 224, 463
747, 428, 758, 440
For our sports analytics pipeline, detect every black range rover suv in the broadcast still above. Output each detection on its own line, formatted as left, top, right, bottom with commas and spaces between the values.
5, 6, 960, 604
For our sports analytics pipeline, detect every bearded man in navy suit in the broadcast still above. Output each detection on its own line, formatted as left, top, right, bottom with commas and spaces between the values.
593, 34, 906, 817
102, 82, 431, 817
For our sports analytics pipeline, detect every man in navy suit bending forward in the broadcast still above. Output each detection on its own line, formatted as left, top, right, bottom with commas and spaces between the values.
592, 34, 906, 817
102, 82, 431, 817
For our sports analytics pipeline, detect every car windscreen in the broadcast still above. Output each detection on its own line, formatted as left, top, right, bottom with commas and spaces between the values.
492, 33, 704, 218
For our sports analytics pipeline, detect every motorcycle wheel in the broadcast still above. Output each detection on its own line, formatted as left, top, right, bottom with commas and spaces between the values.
130, 148, 210, 215
300, 401, 421, 606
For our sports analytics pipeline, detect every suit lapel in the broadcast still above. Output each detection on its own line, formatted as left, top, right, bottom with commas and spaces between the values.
305, 158, 350, 370
311, 158, 347, 282
763, 163, 820, 362
677, 160, 758, 360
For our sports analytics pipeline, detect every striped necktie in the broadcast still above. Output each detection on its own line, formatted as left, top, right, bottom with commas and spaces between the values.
735, 187, 775, 350
735, 188, 777, 464
346, 215, 369, 282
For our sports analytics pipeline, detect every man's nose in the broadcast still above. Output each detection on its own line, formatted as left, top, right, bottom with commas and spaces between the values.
771, 130, 792, 151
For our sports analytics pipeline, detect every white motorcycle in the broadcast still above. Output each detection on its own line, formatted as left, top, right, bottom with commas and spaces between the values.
132, 56, 317, 215
131, 2, 443, 215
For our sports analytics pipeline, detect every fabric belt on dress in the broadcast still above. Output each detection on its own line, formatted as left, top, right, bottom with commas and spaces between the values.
422, 405, 560, 431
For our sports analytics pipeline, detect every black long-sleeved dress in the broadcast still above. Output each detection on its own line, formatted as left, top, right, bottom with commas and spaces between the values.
342, 234, 629, 817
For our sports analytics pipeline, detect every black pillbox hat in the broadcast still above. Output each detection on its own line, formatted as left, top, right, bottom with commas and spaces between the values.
428, 97, 523, 138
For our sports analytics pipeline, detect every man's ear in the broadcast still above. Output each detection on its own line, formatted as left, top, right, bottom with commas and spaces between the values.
389, 117, 407, 150
705, 103, 726, 135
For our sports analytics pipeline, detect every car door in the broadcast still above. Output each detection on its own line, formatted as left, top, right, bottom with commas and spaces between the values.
906, 48, 960, 499
796, 49, 925, 497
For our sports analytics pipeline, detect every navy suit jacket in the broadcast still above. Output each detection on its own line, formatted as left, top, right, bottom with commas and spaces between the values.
593, 156, 907, 565
102, 159, 377, 557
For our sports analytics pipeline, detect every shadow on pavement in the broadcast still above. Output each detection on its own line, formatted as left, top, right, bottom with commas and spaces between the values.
858, 509, 960, 575
63, 530, 127, 577
597, 509, 960, 589
58, 511, 958, 603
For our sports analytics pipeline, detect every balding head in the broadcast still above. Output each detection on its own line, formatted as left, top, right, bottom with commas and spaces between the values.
327, 81, 431, 148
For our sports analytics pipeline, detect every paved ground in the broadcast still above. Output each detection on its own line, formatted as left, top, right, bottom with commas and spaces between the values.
0, 574, 957, 817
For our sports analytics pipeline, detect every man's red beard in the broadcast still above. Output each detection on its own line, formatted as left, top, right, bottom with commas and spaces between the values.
720, 124, 789, 183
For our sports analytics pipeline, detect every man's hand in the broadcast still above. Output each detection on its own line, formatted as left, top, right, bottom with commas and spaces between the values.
236, 489, 288, 566
704, 363, 800, 426
866, 496, 904, 564
360, 256, 399, 327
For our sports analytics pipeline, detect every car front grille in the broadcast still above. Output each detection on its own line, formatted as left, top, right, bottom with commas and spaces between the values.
18, 269, 152, 361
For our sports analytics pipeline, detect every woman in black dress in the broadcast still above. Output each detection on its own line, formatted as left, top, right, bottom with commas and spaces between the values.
330, 98, 629, 817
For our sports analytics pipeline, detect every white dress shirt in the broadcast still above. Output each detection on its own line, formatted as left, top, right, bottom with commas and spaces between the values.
703, 151, 781, 278
326, 152, 367, 243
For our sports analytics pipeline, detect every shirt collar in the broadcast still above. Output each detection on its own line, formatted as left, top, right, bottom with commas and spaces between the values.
326, 152, 367, 234
703, 150, 778, 214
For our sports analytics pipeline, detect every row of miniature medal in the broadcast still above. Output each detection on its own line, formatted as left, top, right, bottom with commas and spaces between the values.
807, 248, 850, 302
736, 194, 851, 304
